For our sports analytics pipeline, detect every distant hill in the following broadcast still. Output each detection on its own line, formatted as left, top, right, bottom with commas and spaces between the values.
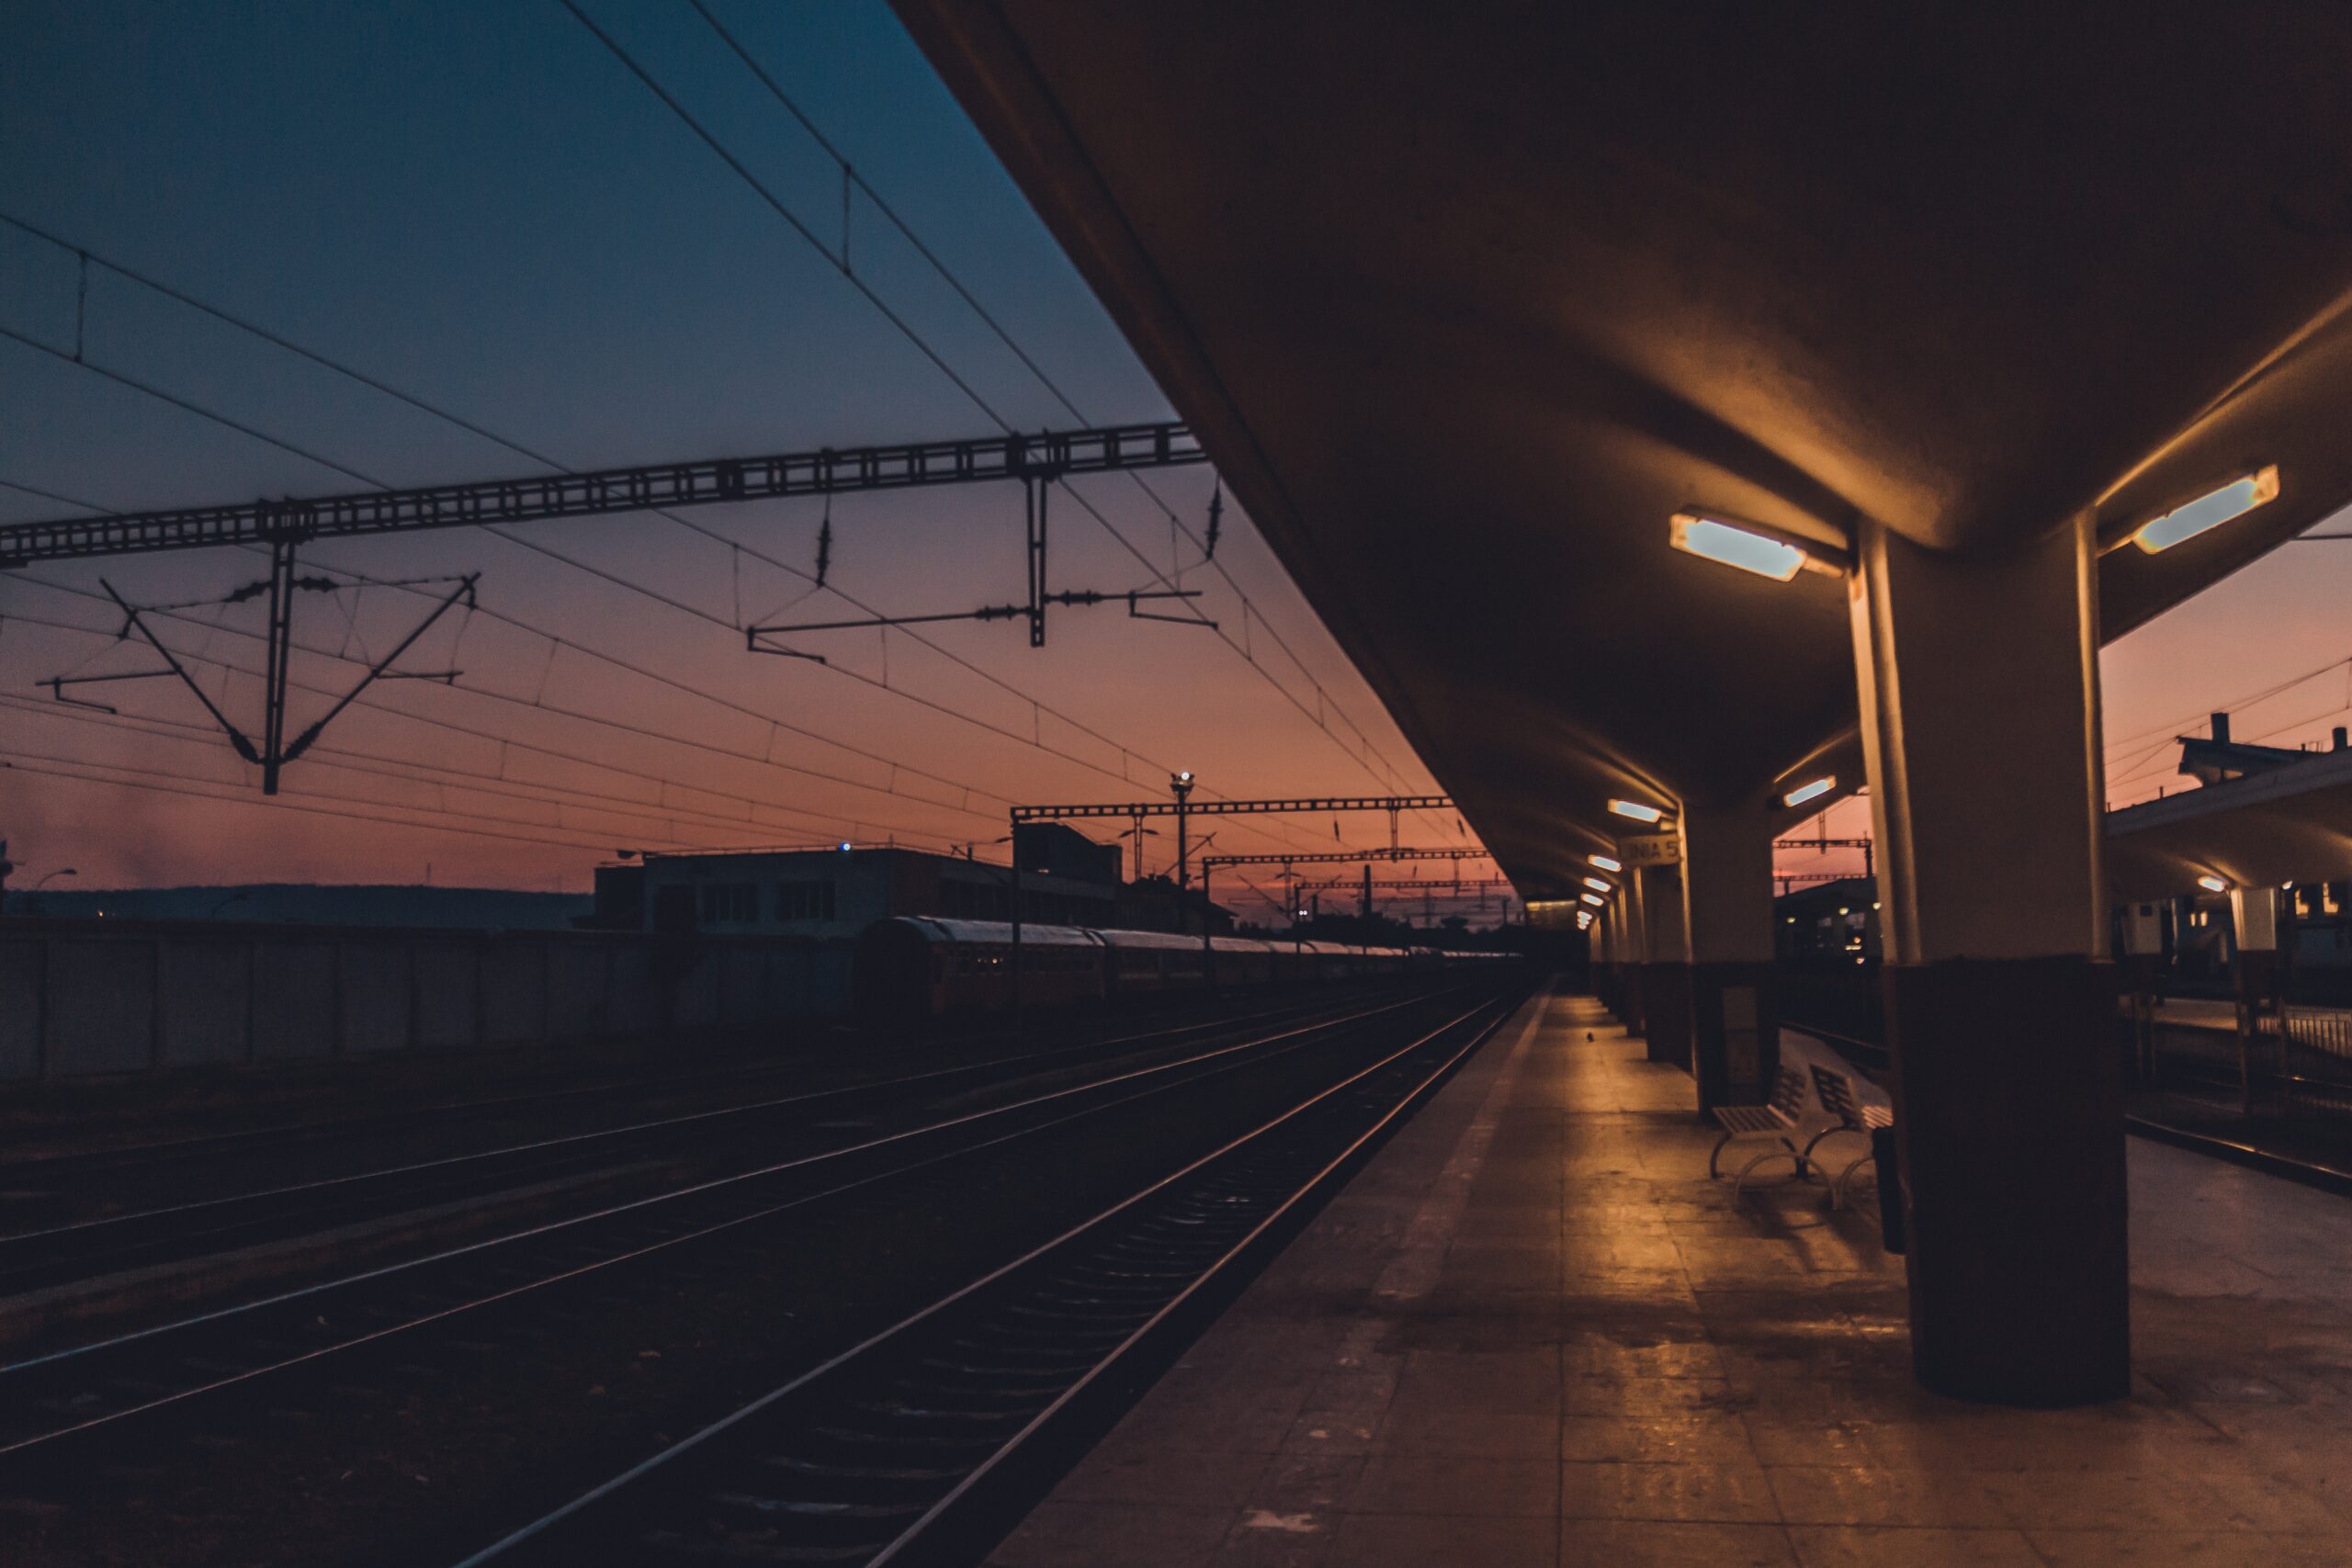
1, 884, 593, 931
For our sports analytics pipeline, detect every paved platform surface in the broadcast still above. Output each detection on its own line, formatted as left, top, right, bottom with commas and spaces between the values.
987, 986, 2352, 1567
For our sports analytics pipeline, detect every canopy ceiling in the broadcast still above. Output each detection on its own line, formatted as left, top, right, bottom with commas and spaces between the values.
897, 4, 2352, 896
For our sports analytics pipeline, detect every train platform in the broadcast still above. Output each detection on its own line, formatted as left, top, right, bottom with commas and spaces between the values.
986, 986, 2352, 1567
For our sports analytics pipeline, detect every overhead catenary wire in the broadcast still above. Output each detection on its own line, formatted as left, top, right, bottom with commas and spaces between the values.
0, 461, 1012, 821
2, 580, 995, 837
0, 735, 729, 852
0, 751, 708, 857
0, 213, 1336, 857
684, 1, 1428, 806
561, 4, 1435, 825
0, 689, 969, 855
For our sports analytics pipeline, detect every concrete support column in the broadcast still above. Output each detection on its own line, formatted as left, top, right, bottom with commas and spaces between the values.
1593, 899, 1619, 1010
1680, 805, 1778, 1117
2232, 886, 2281, 1017
2119, 899, 2165, 1083
1849, 511, 2127, 1406
1618, 874, 1648, 1035
1639, 862, 1690, 1069
2231, 886, 2281, 1111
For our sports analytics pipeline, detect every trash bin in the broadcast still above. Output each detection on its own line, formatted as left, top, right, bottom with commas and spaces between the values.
1871, 1124, 1905, 1254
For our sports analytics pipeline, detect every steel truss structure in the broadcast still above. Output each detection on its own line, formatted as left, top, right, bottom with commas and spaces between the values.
0, 422, 1204, 565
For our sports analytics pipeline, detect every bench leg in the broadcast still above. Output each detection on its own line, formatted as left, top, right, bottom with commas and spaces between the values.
1733, 1146, 1804, 1199
1831, 1151, 1877, 1211
1800, 1126, 1841, 1171
1708, 1131, 1736, 1179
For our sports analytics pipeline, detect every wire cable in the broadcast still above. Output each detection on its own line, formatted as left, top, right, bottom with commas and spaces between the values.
686, 0, 1435, 805
3, 580, 994, 836
560, 3, 1432, 816
0, 690, 968, 854
0, 211, 1333, 843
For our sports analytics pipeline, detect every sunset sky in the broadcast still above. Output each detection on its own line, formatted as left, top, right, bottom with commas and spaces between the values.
4, 3, 2346, 918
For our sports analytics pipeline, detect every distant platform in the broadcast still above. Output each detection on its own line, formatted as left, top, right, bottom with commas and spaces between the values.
986, 987, 2352, 1566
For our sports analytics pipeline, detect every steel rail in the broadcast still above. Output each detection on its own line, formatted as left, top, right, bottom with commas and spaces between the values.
455, 987, 1525, 1566
0, 985, 1462, 1462
0, 988, 1371, 1291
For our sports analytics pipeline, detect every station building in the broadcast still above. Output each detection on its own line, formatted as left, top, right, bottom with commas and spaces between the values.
588, 822, 1234, 938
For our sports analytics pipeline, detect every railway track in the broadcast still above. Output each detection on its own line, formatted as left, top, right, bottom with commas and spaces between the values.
456, 988, 1521, 1566
0, 987, 1390, 1302
0, 981, 1497, 1535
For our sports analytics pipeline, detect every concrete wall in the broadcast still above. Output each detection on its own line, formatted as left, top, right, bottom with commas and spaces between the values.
0, 918, 853, 1081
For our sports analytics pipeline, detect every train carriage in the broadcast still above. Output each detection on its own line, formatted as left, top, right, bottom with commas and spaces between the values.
853, 916, 1439, 1024
1097, 927, 1207, 995
853, 917, 1106, 1022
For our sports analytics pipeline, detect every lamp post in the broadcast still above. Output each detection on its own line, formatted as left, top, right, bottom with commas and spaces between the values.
1170, 769, 1195, 902
27, 867, 76, 919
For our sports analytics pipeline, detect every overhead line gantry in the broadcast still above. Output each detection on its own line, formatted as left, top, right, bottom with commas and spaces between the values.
6, 421, 1208, 793
0, 421, 1205, 565
1004, 786, 1476, 1008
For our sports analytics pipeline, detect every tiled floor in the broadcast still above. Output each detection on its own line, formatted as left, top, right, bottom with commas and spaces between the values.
986, 986, 2352, 1567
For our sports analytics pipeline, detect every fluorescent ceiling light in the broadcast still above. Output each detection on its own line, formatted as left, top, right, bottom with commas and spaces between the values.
2132, 467, 2278, 554
1588, 853, 1622, 873
1608, 799, 1664, 823
1582, 876, 1611, 892
1781, 775, 1835, 808
1671, 511, 1830, 582
2198, 874, 2228, 893
1580, 892, 1606, 907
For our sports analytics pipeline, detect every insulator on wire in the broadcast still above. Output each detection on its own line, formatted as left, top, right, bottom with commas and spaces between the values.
816, 513, 833, 589
1205, 483, 1223, 560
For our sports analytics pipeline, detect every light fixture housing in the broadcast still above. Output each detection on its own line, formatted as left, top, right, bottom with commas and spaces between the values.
2131, 467, 2278, 555
2198, 874, 2229, 893
1781, 775, 1835, 808
1669, 510, 1849, 581
1608, 799, 1665, 824
1588, 853, 1623, 873
1581, 875, 1613, 893
1579, 892, 1605, 907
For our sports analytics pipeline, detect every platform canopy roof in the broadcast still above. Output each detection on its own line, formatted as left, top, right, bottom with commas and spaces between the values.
2109, 748, 2352, 901
897, 4, 2352, 897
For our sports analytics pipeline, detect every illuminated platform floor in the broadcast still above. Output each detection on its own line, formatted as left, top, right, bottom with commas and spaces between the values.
987, 987, 2352, 1567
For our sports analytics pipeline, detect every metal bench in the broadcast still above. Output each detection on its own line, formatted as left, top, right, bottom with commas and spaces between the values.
1707, 1064, 1816, 1197
1804, 1062, 1894, 1209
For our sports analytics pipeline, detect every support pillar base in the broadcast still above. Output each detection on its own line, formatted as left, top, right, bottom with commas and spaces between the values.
1639, 962, 1692, 1070
1690, 962, 1777, 1118
1886, 955, 2128, 1406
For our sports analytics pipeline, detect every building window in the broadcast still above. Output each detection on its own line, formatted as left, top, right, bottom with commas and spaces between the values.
698, 882, 758, 923
776, 879, 837, 921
